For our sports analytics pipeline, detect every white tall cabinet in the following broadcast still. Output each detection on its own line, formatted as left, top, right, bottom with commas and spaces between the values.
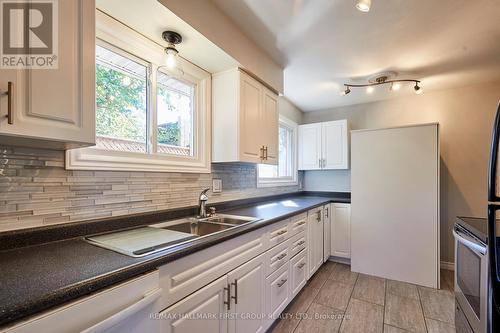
212, 68, 278, 165
351, 123, 439, 288
298, 120, 349, 170
0, 0, 95, 149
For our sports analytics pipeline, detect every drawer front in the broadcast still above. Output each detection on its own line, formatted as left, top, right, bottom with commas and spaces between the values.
265, 263, 290, 326
4, 272, 160, 333
159, 228, 266, 309
289, 231, 306, 259
289, 213, 307, 236
290, 249, 307, 297
266, 238, 290, 276
268, 218, 291, 247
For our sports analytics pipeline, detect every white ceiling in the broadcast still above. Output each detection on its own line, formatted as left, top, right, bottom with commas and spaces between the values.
213, 0, 500, 111
96, 0, 239, 74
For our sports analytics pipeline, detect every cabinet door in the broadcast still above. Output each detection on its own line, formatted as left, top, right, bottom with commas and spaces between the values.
160, 275, 228, 333
323, 205, 331, 262
228, 254, 266, 333
265, 263, 290, 330
0, 0, 95, 146
298, 123, 322, 170
307, 208, 323, 278
290, 249, 307, 297
239, 73, 263, 163
330, 203, 351, 259
261, 88, 278, 165
322, 120, 348, 169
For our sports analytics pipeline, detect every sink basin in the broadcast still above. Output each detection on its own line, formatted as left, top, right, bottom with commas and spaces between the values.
199, 214, 257, 226
161, 220, 234, 237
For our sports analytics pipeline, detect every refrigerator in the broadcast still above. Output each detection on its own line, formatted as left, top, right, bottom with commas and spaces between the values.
351, 123, 440, 288
487, 103, 500, 331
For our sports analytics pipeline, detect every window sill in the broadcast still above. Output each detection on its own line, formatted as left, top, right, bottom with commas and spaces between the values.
257, 178, 298, 188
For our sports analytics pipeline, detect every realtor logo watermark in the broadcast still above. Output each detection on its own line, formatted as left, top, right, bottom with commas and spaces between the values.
0, 0, 58, 68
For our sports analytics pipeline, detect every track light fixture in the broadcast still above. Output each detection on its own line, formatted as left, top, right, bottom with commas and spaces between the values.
342, 75, 422, 96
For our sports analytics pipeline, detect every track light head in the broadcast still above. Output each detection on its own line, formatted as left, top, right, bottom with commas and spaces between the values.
414, 83, 423, 95
341, 86, 351, 96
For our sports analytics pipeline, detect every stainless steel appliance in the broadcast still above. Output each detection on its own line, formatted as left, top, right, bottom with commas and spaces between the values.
488, 102, 500, 332
454, 217, 490, 332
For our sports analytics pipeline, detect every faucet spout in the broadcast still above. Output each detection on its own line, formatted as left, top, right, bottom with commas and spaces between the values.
198, 188, 210, 218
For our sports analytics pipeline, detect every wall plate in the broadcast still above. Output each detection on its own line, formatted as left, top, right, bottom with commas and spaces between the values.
212, 179, 222, 193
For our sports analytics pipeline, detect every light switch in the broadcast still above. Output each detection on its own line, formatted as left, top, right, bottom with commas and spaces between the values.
212, 178, 222, 193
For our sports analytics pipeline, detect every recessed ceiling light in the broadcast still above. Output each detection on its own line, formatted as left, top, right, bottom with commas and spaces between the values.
366, 86, 374, 94
356, 0, 371, 12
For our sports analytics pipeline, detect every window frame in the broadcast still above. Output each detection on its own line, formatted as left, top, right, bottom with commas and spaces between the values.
257, 115, 298, 187
66, 11, 211, 173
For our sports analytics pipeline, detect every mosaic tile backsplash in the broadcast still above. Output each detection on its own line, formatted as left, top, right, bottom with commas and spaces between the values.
0, 146, 302, 232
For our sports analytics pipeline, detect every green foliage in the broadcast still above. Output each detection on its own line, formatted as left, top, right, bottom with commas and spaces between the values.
157, 122, 180, 145
95, 64, 146, 141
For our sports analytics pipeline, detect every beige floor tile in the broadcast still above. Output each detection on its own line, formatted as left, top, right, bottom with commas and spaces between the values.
287, 285, 320, 314
418, 287, 455, 324
384, 324, 410, 332
269, 316, 300, 333
340, 298, 384, 333
294, 302, 344, 333
329, 263, 359, 286
352, 274, 386, 305
384, 293, 426, 333
386, 280, 419, 300
314, 280, 354, 311
322, 260, 337, 274
307, 265, 332, 290
425, 318, 456, 333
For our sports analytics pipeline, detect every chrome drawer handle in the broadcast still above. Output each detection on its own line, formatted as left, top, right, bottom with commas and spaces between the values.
295, 221, 306, 226
276, 230, 287, 236
277, 279, 288, 287
277, 253, 287, 260
298, 263, 306, 269
296, 240, 305, 246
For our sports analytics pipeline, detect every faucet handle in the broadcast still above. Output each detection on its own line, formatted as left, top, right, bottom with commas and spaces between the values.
208, 207, 217, 216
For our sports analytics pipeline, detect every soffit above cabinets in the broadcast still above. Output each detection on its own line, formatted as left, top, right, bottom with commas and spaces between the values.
213, 0, 500, 111
96, 0, 240, 74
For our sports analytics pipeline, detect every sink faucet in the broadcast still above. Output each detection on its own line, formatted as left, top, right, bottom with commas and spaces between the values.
198, 188, 210, 218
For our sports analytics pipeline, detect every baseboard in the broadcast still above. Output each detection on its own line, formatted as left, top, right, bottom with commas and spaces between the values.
440, 261, 454, 271
328, 256, 351, 265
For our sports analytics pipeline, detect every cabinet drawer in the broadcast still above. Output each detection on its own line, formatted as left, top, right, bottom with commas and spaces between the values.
267, 218, 290, 247
289, 231, 306, 259
265, 263, 290, 326
266, 239, 290, 276
3, 271, 160, 333
290, 249, 307, 297
289, 213, 307, 236
158, 228, 266, 309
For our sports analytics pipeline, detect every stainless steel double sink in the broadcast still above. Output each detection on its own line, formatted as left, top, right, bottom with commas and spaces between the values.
86, 214, 260, 257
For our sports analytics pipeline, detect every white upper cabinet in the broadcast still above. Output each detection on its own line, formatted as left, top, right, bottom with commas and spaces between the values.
0, 0, 95, 149
212, 68, 278, 165
298, 120, 349, 170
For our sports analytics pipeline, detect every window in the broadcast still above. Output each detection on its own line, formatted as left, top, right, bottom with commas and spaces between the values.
258, 116, 298, 186
95, 45, 148, 153
66, 16, 211, 173
156, 70, 195, 156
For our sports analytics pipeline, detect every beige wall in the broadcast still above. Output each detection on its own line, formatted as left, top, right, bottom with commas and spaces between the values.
160, 0, 284, 92
303, 82, 500, 262
278, 97, 303, 124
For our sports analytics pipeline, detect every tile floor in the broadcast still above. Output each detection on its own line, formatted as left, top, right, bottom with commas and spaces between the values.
270, 262, 456, 333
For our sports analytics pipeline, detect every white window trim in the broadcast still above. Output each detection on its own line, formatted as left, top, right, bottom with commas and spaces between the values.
257, 115, 298, 187
66, 10, 211, 173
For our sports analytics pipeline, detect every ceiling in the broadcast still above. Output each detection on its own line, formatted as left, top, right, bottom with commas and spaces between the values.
212, 0, 500, 111
96, 0, 239, 74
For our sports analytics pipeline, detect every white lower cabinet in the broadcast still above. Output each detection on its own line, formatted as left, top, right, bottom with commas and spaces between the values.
307, 206, 324, 278
160, 275, 228, 333
289, 249, 307, 297
323, 205, 331, 262
330, 203, 351, 259
228, 255, 267, 333
265, 263, 290, 328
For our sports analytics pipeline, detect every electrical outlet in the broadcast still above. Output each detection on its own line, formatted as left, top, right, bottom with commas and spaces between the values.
212, 178, 222, 193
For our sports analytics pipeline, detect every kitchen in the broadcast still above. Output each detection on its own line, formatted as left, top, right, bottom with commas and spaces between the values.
0, 0, 499, 332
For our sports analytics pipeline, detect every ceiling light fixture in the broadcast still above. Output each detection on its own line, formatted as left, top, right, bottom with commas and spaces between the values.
356, 0, 371, 12
162, 31, 183, 73
342, 75, 422, 96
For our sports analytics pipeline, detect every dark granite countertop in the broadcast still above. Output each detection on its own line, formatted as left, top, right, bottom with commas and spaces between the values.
0, 192, 349, 328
